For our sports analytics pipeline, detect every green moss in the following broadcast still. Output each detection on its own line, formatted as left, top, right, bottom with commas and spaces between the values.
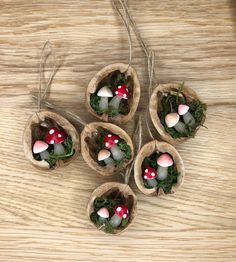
96, 127, 132, 167
90, 72, 130, 117
142, 152, 180, 194
90, 196, 130, 234
33, 136, 75, 168
159, 82, 207, 139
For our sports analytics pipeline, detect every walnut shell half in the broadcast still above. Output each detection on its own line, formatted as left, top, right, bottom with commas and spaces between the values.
80, 122, 134, 176
149, 83, 206, 145
134, 140, 184, 196
87, 182, 137, 235
23, 110, 80, 170
86, 63, 140, 125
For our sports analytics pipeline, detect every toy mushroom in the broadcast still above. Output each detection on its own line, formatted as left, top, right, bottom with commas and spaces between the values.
103, 134, 124, 161
33, 140, 50, 160
97, 86, 113, 111
97, 207, 109, 223
109, 205, 129, 228
109, 85, 129, 109
143, 166, 158, 188
165, 112, 187, 134
45, 127, 66, 155
178, 104, 196, 128
98, 149, 114, 165
157, 153, 174, 180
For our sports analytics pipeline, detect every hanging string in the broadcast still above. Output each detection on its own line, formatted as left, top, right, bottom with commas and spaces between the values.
38, 41, 57, 111
120, 0, 157, 82
124, 115, 142, 184
112, 0, 132, 70
32, 96, 87, 127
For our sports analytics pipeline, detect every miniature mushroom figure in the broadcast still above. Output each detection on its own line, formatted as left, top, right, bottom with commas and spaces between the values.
33, 140, 50, 160
143, 166, 158, 188
97, 207, 109, 223
165, 112, 187, 134
98, 149, 114, 166
97, 86, 113, 111
178, 104, 196, 128
103, 134, 124, 161
109, 85, 129, 109
45, 127, 66, 156
109, 205, 129, 228
157, 153, 174, 180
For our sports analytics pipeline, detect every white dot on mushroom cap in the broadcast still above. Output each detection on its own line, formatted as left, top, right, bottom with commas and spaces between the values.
118, 86, 121, 89
126, 88, 128, 92
127, 210, 129, 213
123, 94, 127, 98
58, 134, 62, 138
49, 129, 54, 135
114, 139, 119, 143
144, 176, 147, 179
151, 172, 156, 177
123, 214, 127, 219
116, 207, 122, 212
108, 134, 112, 137
145, 169, 148, 173
115, 91, 118, 95
50, 140, 54, 144
105, 142, 109, 147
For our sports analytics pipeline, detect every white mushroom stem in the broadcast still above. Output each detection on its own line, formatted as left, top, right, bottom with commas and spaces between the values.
183, 112, 196, 127
39, 150, 50, 160
157, 166, 168, 180
147, 179, 158, 188
109, 96, 122, 109
173, 121, 187, 134
98, 216, 107, 223
111, 145, 124, 161
53, 143, 66, 155
109, 214, 122, 228
99, 97, 109, 111
104, 157, 114, 165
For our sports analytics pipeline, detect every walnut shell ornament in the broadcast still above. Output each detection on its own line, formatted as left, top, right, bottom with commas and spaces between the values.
23, 110, 80, 170
87, 182, 137, 235
134, 140, 184, 197
149, 83, 207, 145
81, 122, 134, 176
86, 63, 140, 125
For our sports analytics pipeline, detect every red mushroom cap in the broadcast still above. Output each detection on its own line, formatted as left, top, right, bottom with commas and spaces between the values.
114, 205, 129, 219
45, 128, 66, 145
143, 166, 158, 180
114, 85, 129, 100
33, 140, 48, 154
103, 134, 120, 149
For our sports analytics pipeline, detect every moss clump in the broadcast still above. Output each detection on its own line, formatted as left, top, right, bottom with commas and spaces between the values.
159, 83, 207, 139
90, 195, 129, 234
142, 152, 180, 194
90, 72, 130, 117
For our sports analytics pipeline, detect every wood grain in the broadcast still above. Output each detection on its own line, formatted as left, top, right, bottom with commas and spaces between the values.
0, 0, 236, 261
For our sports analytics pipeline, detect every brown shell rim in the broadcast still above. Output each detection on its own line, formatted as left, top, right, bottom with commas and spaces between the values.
80, 122, 134, 176
149, 83, 206, 145
87, 182, 137, 235
23, 110, 80, 170
134, 140, 185, 196
86, 63, 140, 125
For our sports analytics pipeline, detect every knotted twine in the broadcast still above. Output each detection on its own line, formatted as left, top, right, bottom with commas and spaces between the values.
112, 0, 132, 71
33, 41, 87, 127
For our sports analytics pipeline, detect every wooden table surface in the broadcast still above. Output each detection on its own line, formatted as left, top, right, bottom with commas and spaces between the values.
0, 1, 236, 261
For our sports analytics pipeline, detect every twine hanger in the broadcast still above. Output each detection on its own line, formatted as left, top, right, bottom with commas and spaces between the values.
112, 0, 132, 71
33, 41, 87, 126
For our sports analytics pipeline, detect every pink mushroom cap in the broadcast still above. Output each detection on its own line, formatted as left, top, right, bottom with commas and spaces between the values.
97, 207, 109, 218
33, 140, 49, 154
165, 113, 180, 128
157, 153, 174, 167
178, 104, 190, 115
